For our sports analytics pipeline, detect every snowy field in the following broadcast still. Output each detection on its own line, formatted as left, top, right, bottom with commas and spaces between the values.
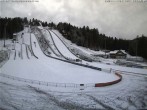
0, 73, 147, 110
0, 27, 147, 110
1, 58, 118, 84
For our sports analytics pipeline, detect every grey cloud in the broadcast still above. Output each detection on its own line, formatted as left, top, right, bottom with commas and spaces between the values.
0, 0, 147, 39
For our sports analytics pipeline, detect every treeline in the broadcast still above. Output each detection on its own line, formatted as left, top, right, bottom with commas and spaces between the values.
0, 17, 55, 39
57, 23, 129, 51
57, 22, 147, 59
29, 18, 56, 28
0, 17, 24, 39
0, 17, 147, 59
129, 36, 147, 60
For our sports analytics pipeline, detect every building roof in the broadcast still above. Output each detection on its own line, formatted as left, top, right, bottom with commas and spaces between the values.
13, 33, 17, 36
109, 50, 118, 54
109, 50, 127, 55
92, 51, 109, 56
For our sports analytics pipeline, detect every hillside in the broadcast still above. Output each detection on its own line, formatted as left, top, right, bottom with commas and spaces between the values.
57, 22, 147, 60
0, 25, 147, 110
1, 17, 147, 59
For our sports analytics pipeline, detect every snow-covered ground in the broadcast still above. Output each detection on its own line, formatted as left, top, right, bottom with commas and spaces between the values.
52, 29, 147, 75
1, 58, 118, 84
0, 27, 147, 110
1, 32, 118, 84
0, 73, 147, 110
49, 30, 78, 60
39, 29, 62, 58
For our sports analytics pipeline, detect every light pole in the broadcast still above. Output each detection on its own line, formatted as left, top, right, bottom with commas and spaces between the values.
4, 22, 8, 47
105, 38, 106, 57
136, 38, 138, 61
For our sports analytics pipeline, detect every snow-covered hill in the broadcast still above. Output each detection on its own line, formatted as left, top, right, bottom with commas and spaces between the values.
0, 26, 147, 110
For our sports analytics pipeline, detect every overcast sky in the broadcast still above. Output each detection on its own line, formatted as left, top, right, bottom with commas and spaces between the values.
0, 0, 147, 39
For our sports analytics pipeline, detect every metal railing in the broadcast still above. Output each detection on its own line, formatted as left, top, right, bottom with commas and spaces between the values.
0, 71, 122, 88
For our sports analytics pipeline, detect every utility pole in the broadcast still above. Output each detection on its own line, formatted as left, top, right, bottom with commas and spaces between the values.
4, 22, 8, 47
105, 38, 106, 57
136, 36, 138, 61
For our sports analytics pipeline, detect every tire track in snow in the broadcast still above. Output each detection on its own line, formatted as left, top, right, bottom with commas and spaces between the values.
85, 94, 115, 110
28, 86, 100, 110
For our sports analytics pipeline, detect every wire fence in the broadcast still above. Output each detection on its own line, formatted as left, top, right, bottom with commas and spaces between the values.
0, 73, 96, 88
0, 69, 122, 88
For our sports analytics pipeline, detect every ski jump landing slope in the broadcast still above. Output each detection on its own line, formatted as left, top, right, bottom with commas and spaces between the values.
37, 29, 62, 58
49, 30, 78, 60
1, 32, 119, 85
